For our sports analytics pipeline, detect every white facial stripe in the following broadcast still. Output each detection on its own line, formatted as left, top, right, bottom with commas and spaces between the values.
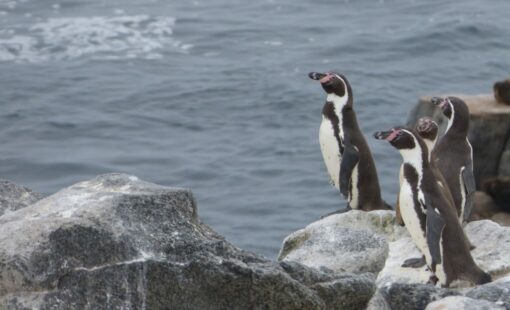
424, 139, 435, 162
445, 101, 454, 133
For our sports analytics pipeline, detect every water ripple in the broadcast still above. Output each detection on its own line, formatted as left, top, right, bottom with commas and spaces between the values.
0, 15, 192, 62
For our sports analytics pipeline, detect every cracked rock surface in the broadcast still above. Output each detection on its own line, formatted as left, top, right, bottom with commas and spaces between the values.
0, 174, 376, 309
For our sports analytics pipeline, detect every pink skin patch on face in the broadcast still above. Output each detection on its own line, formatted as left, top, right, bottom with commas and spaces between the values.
386, 129, 400, 141
439, 100, 449, 109
320, 74, 333, 84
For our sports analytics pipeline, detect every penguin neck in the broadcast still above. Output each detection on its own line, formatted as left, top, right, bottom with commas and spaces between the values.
400, 147, 426, 174
327, 93, 350, 116
444, 110, 468, 138
423, 137, 437, 162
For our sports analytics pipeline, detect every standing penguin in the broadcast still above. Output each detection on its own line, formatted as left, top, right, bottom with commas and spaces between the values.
309, 72, 390, 211
374, 127, 491, 287
431, 97, 476, 223
396, 117, 443, 226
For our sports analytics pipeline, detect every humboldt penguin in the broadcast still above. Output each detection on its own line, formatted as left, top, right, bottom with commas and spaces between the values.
396, 117, 441, 227
374, 127, 491, 287
431, 97, 476, 223
309, 72, 390, 211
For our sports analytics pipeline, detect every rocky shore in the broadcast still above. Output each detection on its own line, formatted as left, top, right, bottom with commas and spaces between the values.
0, 174, 378, 309
279, 210, 510, 310
0, 95, 508, 309
0, 173, 508, 309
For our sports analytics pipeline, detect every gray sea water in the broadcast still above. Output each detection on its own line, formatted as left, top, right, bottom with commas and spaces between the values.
1, 0, 509, 258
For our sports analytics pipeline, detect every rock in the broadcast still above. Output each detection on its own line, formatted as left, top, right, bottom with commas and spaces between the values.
426, 296, 505, 310
465, 278, 510, 309
470, 191, 501, 222
407, 95, 510, 188
465, 220, 510, 279
379, 283, 459, 310
482, 177, 510, 213
378, 219, 510, 286
0, 179, 43, 216
0, 174, 377, 309
311, 273, 376, 310
366, 290, 391, 310
376, 235, 432, 286
280, 261, 377, 310
491, 213, 510, 227
278, 211, 393, 275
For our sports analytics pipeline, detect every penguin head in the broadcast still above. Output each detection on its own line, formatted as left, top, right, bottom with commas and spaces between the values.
308, 72, 352, 104
431, 97, 453, 119
373, 127, 418, 150
415, 117, 438, 142
431, 96, 470, 134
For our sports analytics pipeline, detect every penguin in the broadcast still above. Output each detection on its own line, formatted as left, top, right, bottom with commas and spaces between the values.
374, 127, 491, 287
396, 117, 441, 227
493, 79, 510, 105
431, 97, 476, 223
309, 72, 390, 212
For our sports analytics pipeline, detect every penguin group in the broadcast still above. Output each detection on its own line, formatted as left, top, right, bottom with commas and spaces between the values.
308, 72, 491, 288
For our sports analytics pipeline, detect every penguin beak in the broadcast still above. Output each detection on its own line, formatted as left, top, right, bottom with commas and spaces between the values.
373, 130, 392, 140
308, 72, 334, 84
374, 129, 400, 142
308, 72, 327, 81
431, 97, 448, 109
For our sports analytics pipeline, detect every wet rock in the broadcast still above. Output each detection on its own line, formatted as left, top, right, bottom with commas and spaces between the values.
426, 296, 505, 310
407, 95, 510, 188
278, 211, 392, 274
465, 278, 510, 309
0, 174, 377, 309
0, 179, 43, 216
379, 283, 459, 310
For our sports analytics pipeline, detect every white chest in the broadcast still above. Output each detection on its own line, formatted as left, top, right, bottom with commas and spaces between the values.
319, 117, 342, 190
399, 180, 432, 266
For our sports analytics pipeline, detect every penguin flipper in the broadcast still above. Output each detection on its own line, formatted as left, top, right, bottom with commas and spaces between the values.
339, 144, 359, 198
425, 202, 445, 265
462, 165, 476, 222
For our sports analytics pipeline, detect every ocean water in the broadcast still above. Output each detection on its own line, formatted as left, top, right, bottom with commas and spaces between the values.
1, 0, 509, 258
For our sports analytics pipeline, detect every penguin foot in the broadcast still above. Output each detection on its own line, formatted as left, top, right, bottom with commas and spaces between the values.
320, 206, 352, 219
401, 257, 426, 268
427, 275, 439, 286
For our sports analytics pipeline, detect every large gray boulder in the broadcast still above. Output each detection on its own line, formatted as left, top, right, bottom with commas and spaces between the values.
407, 95, 510, 188
278, 211, 397, 275
0, 174, 376, 310
0, 179, 43, 216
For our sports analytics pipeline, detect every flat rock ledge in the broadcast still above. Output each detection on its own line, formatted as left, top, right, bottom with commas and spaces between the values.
279, 210, 510, 310
0, 174, 377, 310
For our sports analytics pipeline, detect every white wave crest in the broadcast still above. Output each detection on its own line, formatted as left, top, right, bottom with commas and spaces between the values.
0, 15, 191, 62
